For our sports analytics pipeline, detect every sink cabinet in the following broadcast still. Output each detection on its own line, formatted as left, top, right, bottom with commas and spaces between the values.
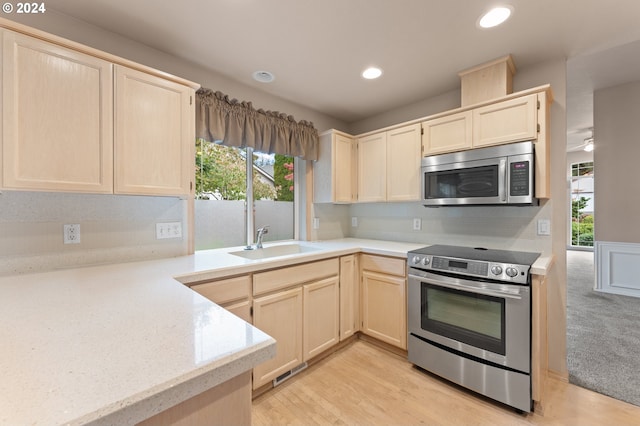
252, 258, 340, 389
360, 254, 407, 350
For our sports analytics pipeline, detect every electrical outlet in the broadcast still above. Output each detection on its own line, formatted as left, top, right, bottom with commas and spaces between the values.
156, 222, 183, 239
313, 217, 320, 229
413, 218, 422, 231
63, 224, 81, 244
351, 217, 358, 227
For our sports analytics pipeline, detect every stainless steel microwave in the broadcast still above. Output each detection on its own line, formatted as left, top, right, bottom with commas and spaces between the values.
421, 141, 536, 206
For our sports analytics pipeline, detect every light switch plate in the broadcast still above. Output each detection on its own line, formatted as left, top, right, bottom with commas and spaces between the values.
351, 217, 358, 227
313, 217, 320, 229
537, 219, 551, 236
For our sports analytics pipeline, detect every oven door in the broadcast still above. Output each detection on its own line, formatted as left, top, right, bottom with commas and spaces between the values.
408, 268, 530, 373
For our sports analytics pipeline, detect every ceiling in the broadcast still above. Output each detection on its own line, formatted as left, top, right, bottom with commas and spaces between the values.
45, 0, 640, 150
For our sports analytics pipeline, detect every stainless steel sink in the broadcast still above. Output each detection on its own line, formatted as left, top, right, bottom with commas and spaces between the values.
229, 243, 320, 260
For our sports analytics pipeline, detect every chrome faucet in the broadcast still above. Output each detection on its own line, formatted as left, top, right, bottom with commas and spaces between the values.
255, 225, 269, 249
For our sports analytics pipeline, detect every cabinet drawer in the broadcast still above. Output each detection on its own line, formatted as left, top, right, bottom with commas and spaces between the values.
191, 275, 251, 305
360, 254, 405, 277
253, 258, 339, 296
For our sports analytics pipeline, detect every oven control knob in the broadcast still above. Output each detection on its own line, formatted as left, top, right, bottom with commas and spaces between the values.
421, 257, 430, 266
412, 256, 421, 264
491, 265, 503, 275
505, 267, 519, 277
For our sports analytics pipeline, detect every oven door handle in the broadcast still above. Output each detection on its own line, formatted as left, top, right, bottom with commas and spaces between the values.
409, 272, 523, 300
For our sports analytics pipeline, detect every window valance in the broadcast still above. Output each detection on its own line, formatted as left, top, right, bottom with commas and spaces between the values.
196, 88, 319, 160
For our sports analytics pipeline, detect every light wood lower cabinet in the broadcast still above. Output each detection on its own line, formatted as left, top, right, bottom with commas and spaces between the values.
360, 254, 407, 350
190, 275, 252, 323
532, 274, 548, 406
253, 287, 304, 389
252, 258, 340, 389
303, 276, 340, 359
339, 255, 359, 340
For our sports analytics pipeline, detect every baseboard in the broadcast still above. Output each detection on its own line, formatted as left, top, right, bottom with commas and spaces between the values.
548, 369, 569, 383
357, 333, 408, 358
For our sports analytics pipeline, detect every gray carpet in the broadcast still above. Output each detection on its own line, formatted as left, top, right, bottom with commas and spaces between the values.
566, 250, 640, 406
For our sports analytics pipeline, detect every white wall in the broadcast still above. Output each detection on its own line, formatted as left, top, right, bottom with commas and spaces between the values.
594, 80, 640, 242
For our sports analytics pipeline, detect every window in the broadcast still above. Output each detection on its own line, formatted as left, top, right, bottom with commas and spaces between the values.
194, 139, 296, 250
570, 162, 594, 248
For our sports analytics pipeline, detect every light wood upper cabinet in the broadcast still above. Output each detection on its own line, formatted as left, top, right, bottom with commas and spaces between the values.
313, 130, 356, 203
422, 111, 472, 155
386, 124, 421, 201
357, 132, 387, 202
114, 65, 194, 196
423, 93, 541, 156
357, 123, 421, 203
2, 30, 114, 193
473, 94, 537, 148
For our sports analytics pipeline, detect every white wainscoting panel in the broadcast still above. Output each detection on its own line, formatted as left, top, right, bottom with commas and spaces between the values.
595, 241, 640, 298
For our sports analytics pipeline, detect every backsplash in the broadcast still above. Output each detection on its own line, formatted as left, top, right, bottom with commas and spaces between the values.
0, 191, 188, 275
313, 200, 553, 256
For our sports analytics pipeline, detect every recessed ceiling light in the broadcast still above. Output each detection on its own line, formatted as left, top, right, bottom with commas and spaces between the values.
362, 67, 383, 80
253, 70, 275, 83
478, 6, 513, 29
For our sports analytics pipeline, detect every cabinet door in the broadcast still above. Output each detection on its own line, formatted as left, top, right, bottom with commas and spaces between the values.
473, 94, 537, 148
422, 111, 472, 155
333, 133, 357, 203
357, 132, 387, 202
114, 65, 193, 196
386, 124, 422, 201
361, 270, 407, 349
303, 276, 340, 360
2, 31, 113, 192
339, 255, 359, 340
223, 299, 252, 324
252, 287, 303, 389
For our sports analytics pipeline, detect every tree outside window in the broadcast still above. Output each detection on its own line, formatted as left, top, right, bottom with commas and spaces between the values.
194, 139, 295, 249
570, 162, 594, 248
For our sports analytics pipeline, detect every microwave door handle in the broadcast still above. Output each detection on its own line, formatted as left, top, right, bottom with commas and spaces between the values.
499, 158, 507, 202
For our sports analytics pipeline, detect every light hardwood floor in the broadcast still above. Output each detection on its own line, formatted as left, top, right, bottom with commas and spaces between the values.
253, 340, 640, 425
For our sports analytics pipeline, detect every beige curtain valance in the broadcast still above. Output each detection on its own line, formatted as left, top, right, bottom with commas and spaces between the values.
196, 88, 319, 160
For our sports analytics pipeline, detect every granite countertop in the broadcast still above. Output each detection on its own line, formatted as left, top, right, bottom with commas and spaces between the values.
0, 238, 553, 425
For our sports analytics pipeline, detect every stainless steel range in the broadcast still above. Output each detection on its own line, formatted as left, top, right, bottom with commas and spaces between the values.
407, 245, 540, 412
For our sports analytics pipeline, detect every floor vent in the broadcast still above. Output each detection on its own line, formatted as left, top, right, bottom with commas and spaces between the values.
272, 362, 308, 387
